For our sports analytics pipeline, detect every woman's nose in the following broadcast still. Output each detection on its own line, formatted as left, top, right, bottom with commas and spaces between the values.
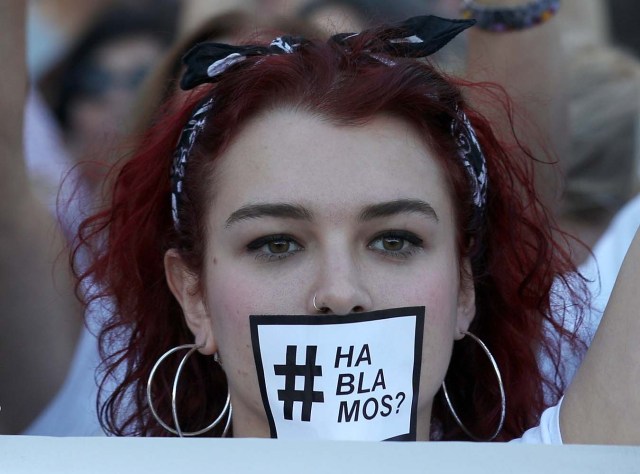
309, 255, 373, 315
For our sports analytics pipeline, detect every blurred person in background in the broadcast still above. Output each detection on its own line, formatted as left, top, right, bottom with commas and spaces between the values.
1, 1, 177, 434
0, 0, 81, 435
27, 0, 113, 80
37, 1, 178, 186
558, 44, 640, 264
559, 0, 640, 358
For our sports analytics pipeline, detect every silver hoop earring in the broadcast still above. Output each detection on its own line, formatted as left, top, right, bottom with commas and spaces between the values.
147, 343, 232, 437
441, 330, 506, 441
313, 293, 327, 313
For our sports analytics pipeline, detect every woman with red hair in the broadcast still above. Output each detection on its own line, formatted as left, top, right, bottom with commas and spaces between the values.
75, 16, 639, 443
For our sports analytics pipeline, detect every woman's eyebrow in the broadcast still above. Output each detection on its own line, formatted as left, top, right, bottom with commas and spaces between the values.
358, 199, 439, 222
225, 203, 313, 228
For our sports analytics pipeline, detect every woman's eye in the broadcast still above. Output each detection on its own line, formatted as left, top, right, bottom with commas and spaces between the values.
368, 231, 423, 259
247, 235, 304, 261
380, 236, 405, 251
267, 240, 292, 254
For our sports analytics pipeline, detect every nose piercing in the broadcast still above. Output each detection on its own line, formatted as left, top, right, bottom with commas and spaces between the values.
313, 294, 326, 313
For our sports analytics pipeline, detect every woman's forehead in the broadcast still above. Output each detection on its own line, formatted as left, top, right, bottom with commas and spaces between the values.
207, 108, 454, 224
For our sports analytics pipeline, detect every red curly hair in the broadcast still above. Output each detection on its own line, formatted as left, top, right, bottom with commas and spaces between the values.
74, 29, 587, 440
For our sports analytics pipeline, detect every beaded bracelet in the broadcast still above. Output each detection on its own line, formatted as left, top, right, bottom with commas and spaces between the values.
461, 0, 560, 32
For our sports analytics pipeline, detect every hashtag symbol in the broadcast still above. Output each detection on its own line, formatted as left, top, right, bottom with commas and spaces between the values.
274, 345, 324, 421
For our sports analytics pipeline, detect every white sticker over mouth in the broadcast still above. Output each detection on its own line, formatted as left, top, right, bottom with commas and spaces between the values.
250, 306, 425, 441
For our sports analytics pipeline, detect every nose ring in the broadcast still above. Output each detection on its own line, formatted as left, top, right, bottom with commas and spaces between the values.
313, 294, 326, 313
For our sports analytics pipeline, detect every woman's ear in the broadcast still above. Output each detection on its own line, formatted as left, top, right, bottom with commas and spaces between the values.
164, 249, 217, 355
455, 256, 476, 340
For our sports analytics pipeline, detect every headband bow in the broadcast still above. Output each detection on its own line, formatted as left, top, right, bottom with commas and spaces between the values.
180, 16, 474, 91
330, 15, 474, 57
181, 36, 309, 90
172, 16, 487, 231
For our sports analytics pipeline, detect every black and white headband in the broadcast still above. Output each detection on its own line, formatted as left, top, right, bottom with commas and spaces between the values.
171, 16, 488, 231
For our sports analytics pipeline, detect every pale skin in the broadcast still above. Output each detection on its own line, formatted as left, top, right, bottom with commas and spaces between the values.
466, 0, 567, 212
561, 228, 640, 444
165, 109, 476, 441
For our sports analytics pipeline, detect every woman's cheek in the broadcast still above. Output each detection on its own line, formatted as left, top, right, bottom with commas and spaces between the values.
205, 268, 258, 351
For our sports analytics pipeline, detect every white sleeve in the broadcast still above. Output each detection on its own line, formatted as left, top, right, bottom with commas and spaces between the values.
509, 397, 563, 444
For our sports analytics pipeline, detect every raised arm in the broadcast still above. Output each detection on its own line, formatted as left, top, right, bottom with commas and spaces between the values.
464, 0, 567, 210
561, 226, 640, 444
0, 0, 81, 434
